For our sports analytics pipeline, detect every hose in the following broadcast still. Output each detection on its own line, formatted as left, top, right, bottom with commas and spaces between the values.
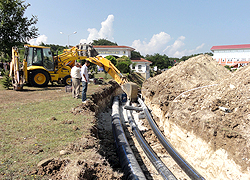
125, 100, 177, 180
138, 98, 205, 180
112, 96, 146, 180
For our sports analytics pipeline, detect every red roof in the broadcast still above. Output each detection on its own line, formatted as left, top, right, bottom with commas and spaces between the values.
211, 44, 250, 51
93, 45, 135, 50
131, 58, 152, 64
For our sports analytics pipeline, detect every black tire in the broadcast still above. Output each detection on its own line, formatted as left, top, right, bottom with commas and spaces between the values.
63, 75, 71, 86
29, 70, 50, 87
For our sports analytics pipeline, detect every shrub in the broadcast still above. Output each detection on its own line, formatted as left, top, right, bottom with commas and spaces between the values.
1, 71, 12, 89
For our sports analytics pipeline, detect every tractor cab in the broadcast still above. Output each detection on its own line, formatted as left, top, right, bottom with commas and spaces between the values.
25, 45, 54, 71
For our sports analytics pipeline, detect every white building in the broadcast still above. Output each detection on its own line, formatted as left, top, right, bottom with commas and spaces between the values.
93, 45, 152, 79
93, 45, 135, 58
130, 58, 152, 79
211, 44, 250, 68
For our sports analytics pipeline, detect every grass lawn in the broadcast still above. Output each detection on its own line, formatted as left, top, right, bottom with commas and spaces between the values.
0, 74, 111, 179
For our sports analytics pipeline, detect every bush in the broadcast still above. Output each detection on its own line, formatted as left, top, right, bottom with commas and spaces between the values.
116, 61, 130, 73
1, 71, 12, 89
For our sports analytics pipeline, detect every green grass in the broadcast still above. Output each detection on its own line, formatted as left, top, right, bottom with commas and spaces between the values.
94, 72, 113, 80
0, 89, 94, 179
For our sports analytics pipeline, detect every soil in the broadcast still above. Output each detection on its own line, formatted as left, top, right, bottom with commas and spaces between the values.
142, 54, 250, 178
30, 81, 125, 180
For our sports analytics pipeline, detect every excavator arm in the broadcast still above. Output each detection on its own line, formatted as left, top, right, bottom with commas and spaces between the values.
59, 43, 138, 100
9, 47, 27, 90
87, 56, 128, 85
55, 46, 88, 69
86, 56, 137, 101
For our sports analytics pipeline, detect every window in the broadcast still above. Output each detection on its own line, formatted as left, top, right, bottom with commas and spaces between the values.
138, 65, 142, 69
43, 48, 54, 71
27, 47, 33, 67
33, 48, 43, 65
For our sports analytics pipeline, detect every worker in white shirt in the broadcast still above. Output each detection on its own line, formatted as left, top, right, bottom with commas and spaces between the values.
70, 62, 82, 99
81, 60, 90, 103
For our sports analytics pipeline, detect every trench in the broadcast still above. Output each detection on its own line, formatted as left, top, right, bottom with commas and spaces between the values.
143, 98, 250, 180
93, 87, 153, 179
87, 81, 250, 179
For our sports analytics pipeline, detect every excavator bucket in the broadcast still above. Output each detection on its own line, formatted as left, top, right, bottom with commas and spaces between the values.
10, 47, 25, 90
76, 43, 99, 57
121, 82, 138, 102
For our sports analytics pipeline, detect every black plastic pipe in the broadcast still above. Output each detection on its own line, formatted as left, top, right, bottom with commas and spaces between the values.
125, 101, 177, 180
138, 98, 205, 180
112, 96, 146, 180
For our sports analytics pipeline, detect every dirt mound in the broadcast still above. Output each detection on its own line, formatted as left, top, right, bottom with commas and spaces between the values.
32, 153, 122, 180
142, 55, 231, 112
142, 54, 250, 172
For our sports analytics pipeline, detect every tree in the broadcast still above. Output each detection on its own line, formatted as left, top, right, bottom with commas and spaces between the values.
116, 55, 132, 73
0, 0, 38, 59
145, 53, 171, 70
40, 43, 66, 55
105, 55, 117, 66
131, 51, 143, 59
92, 38, 117, 46
116, 61, 130, 73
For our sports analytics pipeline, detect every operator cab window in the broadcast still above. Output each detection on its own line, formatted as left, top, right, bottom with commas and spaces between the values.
33, 48, 43, 66
43, 48, 54, 71
27, 47, 33, 67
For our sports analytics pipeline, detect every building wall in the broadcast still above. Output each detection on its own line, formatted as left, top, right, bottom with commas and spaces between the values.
130, 63, 151, 79
95, 48, 132, 58
213, 49, 250, 67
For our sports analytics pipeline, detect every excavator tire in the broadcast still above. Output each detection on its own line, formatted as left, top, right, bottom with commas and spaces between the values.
29, 70, 50, 87
63, 75, 71, 86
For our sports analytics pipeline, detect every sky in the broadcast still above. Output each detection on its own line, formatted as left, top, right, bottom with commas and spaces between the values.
25, 0, 250, 58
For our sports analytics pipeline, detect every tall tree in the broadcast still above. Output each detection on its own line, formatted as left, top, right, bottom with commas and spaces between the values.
92, 38, 117, 46
40, 43, 66, 55
116, 55, 132, 73
145, 53, 171, 70
0, 0, 38, 59
105, 55, 117, 66
131, 50, 143, 59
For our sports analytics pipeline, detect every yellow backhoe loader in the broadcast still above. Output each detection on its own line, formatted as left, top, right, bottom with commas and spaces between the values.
9, 43, 138, 101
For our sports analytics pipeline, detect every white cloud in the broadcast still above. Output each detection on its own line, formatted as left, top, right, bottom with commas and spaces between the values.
80, 15, 114, 44
132, 32, 205, 57
165, 39, 205, 57
28, 35, 48, 45
164, 36, 185, 55
77, 14, 205, 57
132, 32, 171, 55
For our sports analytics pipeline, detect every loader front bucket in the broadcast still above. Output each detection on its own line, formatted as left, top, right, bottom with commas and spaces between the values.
121, 82, 138, 102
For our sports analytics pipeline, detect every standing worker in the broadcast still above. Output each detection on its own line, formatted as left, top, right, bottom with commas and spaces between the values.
70, 62, 82, 99
81, 60, 90, 103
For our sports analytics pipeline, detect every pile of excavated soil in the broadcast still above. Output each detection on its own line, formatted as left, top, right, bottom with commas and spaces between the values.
142, 54, 250, 179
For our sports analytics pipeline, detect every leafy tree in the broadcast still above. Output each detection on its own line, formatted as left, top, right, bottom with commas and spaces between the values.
92, 38, 117, 46
116, 55, 132, 73
0, 0, 39, 59
116, 61, 130, 73
40, 43, 66, 55
1, 70, 12, 89
145, 53, 171, 70
116, 55, 131, 65
131, 51, 143, 59
105, 55, 117, 66
205, 52, 213, 56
